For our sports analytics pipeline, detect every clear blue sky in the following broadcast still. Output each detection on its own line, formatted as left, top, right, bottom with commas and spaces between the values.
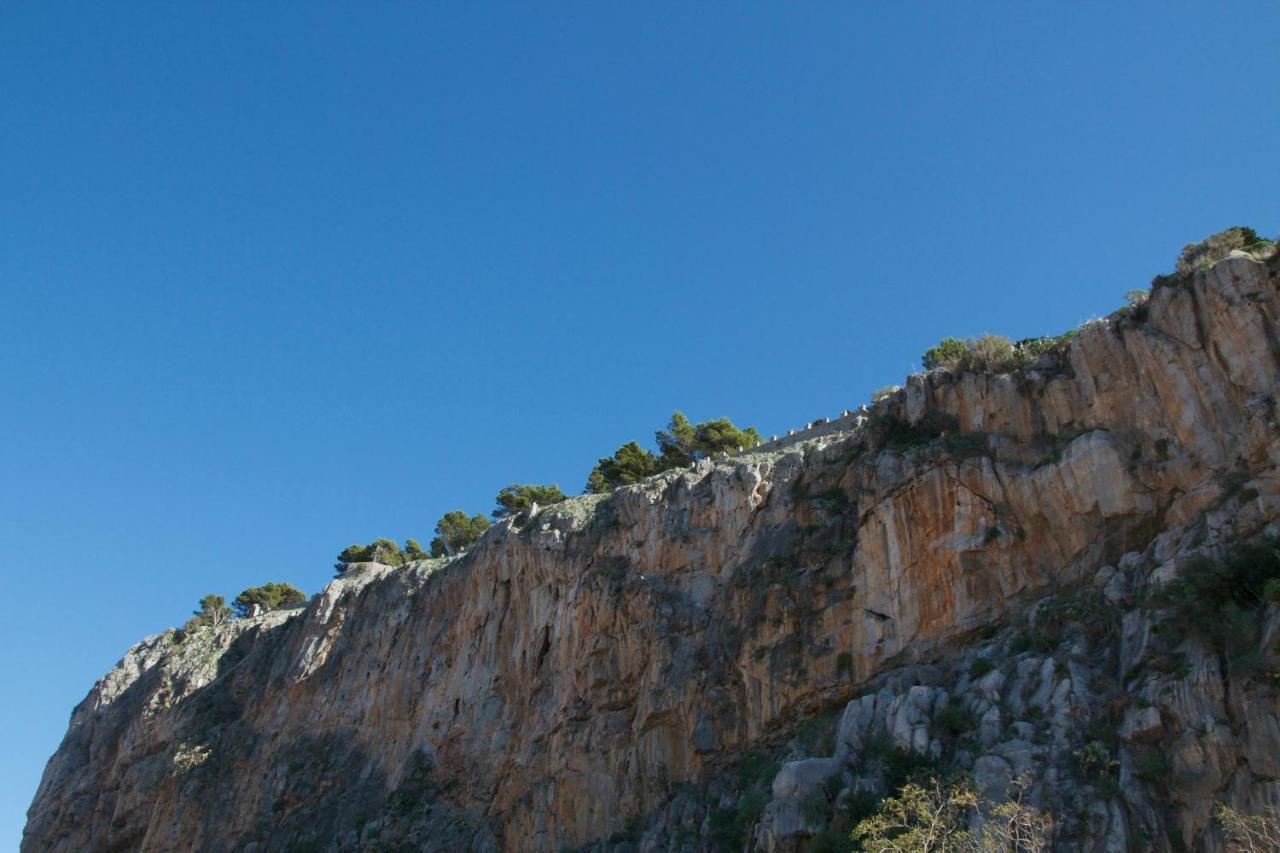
2, 3, 1277, 844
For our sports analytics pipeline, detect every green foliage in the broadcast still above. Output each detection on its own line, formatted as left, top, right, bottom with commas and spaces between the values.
188, 594, 231, 630
737, 750, 780, 791
854, 735, 941, 793
795, 709, 840, 756
836, 651, 854, 675
802, 787, 832, 823
922, 333, 1021, 373
934, 701, 976, 736
1136, 752, 1171, 781
586, 441, 661, 494
655, 410, 762, 466
969, 657, 994, 680
694, 417, 762, 457
232, 582, 305, 618
922, 337, 968, 371
429, 511, 490, 557
403, 538, 429, 561
1175, 226, 1269, 274
607, 816, 643, 845
738, 789, 767, 825
587, 411, 762, 493
964, 333, 1022, 373
870, 386, 898, 403
1217, 803, 1280, 851
334, 538, 408, 571
850, 776, 1054, 852
923, 332, 1075, 375
1074, 738, 1118, 782
1150, 536, 1280, 680
655, 411, 699, 467
708, 804, 744, 852
942, 431, 990, 458
492, 483, 567, 519
808, 826, 856, 853
851, 778, 977, 852
369, 538, 406, 565
335, 543, 368, 569
870, 410, 963, 453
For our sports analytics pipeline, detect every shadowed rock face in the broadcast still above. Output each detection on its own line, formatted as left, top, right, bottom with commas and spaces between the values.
24, 253, 1280, 852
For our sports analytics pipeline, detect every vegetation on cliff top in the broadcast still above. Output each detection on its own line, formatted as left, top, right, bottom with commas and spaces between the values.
492, 483, 568, 519
182, 582, 307, 635
232, 582, 306, 618
586, 411, 762, 493
208, 228, 1280, 635
917, 226, 1275, 379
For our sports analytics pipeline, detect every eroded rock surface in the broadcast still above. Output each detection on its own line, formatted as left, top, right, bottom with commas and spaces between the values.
24, 252, 1280, 851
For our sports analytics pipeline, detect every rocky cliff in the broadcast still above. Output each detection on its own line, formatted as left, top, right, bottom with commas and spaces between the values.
25, 246, 1280, 852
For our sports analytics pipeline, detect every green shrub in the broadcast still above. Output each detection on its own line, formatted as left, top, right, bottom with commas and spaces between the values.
921, 333, 1027, 374
943, 431, 989, 458
1217, 803, 1280, 851
969, 657, 994, 680
922, 337, 968, 370
870, 386, 898, 403
801, 788, 831, 823
187, 594, 231, 630
1150, 537, 1280, 679
1137, 752, 1171, 781
1019, 331, 1076, 362
737, 750, 780, 791
964, 333, 1021, 372
934, 701, 975, 736
403, 538, 429, 561
795, 710, 840, 756
708, 805, 744, 852
586, 441, 661, 493
836, 651, 854, 675
587, 411, 762, 492
334, 543, 369, 571
492, 483, 567, 519
1175, 226, 1268, 274
924, 332, 1076, 375
808, 826, 856, 853
654, 410, 761, 466
851, 779, 976, 851
737, 789, 766, 825
870, 410, 961, 452
857, 736, 940, 792
334, 538, 410, 571
232, 582, 305, 618
429, 511, 490, 557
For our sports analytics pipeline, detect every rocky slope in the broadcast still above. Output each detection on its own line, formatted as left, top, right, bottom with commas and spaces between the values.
25, 246, 1280, 852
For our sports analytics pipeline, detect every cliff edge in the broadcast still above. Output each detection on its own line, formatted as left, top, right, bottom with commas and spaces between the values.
25, 249, 1280, 852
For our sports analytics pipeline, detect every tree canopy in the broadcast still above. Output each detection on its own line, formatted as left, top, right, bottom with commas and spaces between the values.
403, 538, 429, 561
587, 412, 762, 493
187, 594, 231, 631
430, 511, 490, 556
334, 538, 409, 572
232, 582, 306, 618
492, 483, 567, 519
586, 441, 661, 494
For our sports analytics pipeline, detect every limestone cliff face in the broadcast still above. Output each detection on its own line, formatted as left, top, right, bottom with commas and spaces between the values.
24, 252, 1280, 852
